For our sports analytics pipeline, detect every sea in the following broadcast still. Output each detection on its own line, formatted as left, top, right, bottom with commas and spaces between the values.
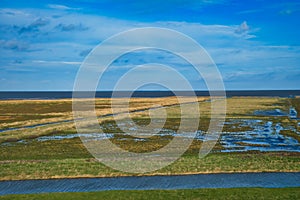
0, 90, 299, 100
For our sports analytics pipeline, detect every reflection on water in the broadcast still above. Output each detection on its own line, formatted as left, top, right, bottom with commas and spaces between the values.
220, 119, 300, 152
37, 133, 114, 142
253, 109, 287, 117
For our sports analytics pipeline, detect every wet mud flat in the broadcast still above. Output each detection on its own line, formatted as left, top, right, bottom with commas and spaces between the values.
4, 112, 299, 153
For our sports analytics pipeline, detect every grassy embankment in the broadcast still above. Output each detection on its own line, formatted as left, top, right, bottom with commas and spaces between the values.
1, 188, 299, 200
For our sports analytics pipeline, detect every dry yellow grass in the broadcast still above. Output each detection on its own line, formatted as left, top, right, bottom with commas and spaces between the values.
0, 97, 288, 143
0, 97, 206, 142
225, 97, 288, 115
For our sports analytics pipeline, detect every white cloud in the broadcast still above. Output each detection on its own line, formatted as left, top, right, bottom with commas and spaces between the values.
1, 6, 299, 90
47, 4, 80, 11
0, 8, 30, 16
0, 39, 29, 51
33, 60, 82, 65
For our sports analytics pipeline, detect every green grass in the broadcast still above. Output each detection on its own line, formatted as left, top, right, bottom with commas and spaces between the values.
0, 138, 90, 161
1, 152, 299, 181
0, 100, 72, 115
1, 188, 299, 200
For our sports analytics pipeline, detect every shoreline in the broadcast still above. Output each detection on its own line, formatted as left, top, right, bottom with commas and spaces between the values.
1, 170, 300, 182
1, 151, 300, 181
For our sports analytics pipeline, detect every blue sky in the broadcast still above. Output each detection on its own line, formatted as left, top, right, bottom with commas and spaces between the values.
0, 0, 299, 91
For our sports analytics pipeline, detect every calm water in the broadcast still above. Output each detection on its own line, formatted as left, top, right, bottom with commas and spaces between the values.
0, 172, 299, 195
0, 90, 299, 99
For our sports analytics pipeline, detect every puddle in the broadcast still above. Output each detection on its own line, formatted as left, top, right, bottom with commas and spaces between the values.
36, 133, 114, 142
253, 109, 287, 117
1, 139, 27, 146
29, 129, 212, 143
289, 107, 297, 119
220, 119, 300, 153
